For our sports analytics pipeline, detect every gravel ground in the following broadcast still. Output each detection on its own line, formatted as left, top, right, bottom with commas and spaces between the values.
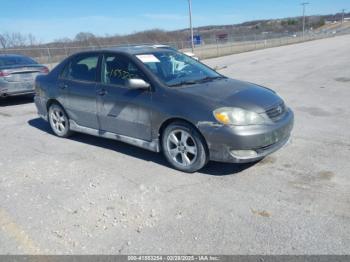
0, 34, 349, 255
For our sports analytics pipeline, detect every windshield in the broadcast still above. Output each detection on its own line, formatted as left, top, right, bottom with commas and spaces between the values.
135, 51, 223, 87
0, 56, 38, 67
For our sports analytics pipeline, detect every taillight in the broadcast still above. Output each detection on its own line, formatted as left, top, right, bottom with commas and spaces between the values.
40, 67, 49, 74
0, 70, 10, 77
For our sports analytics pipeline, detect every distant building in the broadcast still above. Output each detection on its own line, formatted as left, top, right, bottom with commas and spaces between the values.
325, 20, 338, 24
216, 33, 228, 42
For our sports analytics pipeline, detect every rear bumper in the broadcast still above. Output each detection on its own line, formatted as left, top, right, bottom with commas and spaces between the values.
34, 95, 48, 121
0, 80, 35, 97
198, 109, 294, 163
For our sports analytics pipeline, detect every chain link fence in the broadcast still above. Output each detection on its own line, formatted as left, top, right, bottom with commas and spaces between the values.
0, 29, 349, 69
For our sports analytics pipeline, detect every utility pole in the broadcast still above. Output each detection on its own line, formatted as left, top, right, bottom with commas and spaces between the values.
341, 9, 346, 24
188, 0, 195, 53
301, 2, 309, 39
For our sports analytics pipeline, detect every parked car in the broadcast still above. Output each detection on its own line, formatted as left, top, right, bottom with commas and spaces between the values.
183, 51, 199, 60
0, 54, 49, 98
152, 44, 199, 60
34, 46, 294, 172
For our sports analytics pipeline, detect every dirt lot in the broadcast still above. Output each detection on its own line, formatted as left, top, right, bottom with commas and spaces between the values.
0, 34, 349, 254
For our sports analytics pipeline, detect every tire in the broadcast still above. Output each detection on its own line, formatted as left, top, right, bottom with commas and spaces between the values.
48, 103, 72, 138
162, 121, 208, 173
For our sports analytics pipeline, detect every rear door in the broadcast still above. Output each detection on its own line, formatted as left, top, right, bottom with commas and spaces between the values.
59, 53, 100, 129
96, 53, 153, 141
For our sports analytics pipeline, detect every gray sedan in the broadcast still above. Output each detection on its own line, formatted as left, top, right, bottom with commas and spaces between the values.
34, 46, 293, 172
0, 54, 49, 98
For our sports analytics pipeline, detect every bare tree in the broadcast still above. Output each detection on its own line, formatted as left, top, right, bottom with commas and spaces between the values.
54, 37, 72, 43
28, 33, 37, 46
10, 32, 27, 47
0, 32, 41, 48
74, 32, 101, 47
75, 32, 95, 42
0, 33, 8, 48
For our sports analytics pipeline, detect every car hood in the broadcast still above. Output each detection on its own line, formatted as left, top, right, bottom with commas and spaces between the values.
176, 78, 282, 113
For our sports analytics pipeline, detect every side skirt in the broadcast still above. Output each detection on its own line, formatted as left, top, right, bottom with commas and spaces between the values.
69, 120, 160, 153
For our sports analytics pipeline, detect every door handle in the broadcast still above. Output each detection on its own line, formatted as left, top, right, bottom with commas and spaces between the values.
98, 89, 107, 96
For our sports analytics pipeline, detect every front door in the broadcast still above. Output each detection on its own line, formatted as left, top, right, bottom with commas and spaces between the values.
97, 53, 152, 141
60, 53, 100, 129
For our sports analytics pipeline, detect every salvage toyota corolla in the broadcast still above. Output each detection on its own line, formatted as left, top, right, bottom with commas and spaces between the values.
34, 45, 294, 172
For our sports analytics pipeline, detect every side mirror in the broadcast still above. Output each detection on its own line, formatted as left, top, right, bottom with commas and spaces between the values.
126, 79, 150, 89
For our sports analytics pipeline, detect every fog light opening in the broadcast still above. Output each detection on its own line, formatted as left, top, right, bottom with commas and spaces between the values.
230, 150, 258, 159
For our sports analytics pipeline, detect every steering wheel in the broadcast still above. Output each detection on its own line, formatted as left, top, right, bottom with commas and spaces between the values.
175, 71, 190, 79
175, 64, 195, 78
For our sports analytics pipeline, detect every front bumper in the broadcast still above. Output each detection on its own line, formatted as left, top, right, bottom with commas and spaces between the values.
198, 109, 294, 163
0, 80, 35, 97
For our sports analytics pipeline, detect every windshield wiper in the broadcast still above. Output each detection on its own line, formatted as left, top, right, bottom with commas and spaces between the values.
168, 76, 225, 87
168, 80, 197, 87
196, 76, 225, 83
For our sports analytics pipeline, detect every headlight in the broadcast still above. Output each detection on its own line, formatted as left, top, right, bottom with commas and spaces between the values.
213, 107, 265, 125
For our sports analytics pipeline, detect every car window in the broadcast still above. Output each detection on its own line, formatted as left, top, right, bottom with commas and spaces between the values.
144, 62, 162, 76
101, 54, 145, 86
62, 54, 99, 82
0, 56, 37, 67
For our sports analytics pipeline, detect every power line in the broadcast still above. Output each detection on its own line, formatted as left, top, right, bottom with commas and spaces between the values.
301, 2, 309, 39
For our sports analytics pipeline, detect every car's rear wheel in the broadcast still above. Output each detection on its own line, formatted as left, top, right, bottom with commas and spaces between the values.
48, 103, 72, 138
162, 121, 208, 173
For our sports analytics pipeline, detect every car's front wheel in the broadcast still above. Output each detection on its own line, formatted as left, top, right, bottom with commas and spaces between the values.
162, 121, 208, 173
48, 103, 72, 138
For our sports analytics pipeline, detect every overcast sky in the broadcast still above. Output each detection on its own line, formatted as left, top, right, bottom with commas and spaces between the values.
1, 0, 349, 42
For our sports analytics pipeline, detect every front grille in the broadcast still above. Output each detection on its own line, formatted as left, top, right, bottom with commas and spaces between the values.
266, 102, 286, 121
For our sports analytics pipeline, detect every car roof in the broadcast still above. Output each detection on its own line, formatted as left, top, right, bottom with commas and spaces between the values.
75, 45, 177, 56
0, 54, 30, 58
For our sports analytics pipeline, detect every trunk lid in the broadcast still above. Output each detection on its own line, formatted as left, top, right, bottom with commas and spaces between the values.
0, 65, 44, 83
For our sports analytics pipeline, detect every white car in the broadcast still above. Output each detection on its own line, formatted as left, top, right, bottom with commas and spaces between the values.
152, 45, 199, 60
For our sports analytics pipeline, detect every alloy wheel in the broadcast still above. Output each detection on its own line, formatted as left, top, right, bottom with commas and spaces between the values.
166, 129, 198, 167
50, 107, 67, 135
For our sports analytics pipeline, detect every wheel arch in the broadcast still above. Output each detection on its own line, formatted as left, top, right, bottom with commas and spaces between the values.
158, 117, 209, 154
46, 99, 71, 120
46, 99, 63, 111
